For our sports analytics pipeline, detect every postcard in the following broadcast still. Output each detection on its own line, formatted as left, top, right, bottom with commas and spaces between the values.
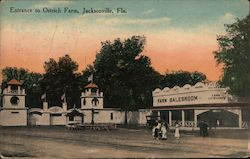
0, 0, 249, 158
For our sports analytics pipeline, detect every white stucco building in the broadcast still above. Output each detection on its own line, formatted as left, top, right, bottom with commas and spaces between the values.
0, 79, 28, 126
1, 79, 248, 128
27, 82, 138, 126
151, 82, 250, 129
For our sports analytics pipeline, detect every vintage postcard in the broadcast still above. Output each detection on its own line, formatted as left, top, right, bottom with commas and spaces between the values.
0, 0, 249, 158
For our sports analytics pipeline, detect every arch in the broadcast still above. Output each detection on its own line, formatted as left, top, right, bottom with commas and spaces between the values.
48, 106, 63, 114
162, 87, 170, 93
29, 111, 43, 116
29, 113, 43, 126
67, 108, 83, 114
172, 86, 180, 91
194, 82, 205, 89
183, 84, 191, 90
152, 88, 162, 95
29, 108, 44, 114
197, 109, 239, 127
91, 97, 99, 106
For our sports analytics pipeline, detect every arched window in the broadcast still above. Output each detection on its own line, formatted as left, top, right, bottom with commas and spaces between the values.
91, 97, 99, 106
83, 98, 86, 106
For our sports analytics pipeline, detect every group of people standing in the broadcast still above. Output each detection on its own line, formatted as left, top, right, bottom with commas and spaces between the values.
152, 120, 210, 140
152, 121, 180, 140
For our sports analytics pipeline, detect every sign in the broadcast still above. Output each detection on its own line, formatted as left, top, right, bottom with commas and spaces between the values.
153, 88, 229, 107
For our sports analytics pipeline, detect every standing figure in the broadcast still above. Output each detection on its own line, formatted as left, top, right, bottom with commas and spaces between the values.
152, 120, 158, 139
174, 122, 180, 139
155, 122, 162, 140
197, 121, 204, 136
161, 122, 168, 140
203, 121, 208, 137
152, 125, 156, 139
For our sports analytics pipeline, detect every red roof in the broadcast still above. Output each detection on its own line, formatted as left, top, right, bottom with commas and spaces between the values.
84, 83, 98, 88
7, 79, 22, 85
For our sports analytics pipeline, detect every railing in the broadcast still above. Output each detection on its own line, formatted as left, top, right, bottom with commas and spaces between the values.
185, 121, 195, 127
171, 120, 182, 126
82, 92, 103, 96
171, 120, 195, 127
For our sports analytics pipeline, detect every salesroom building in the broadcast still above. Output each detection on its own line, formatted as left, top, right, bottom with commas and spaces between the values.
151, 82, 250, 129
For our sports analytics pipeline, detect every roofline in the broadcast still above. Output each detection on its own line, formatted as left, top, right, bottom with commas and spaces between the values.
151, 102, 250, 110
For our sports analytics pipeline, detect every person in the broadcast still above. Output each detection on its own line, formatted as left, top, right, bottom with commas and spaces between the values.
216, 119, 220, 129
161, 122, 168, 140
174, 122, 180, 140
197, 121, 204, 136
152, 121, 157, 139
155, 122, 162, 140
198, 120, 208, 137
203, 121, 208, 137
152, 120, 161, 139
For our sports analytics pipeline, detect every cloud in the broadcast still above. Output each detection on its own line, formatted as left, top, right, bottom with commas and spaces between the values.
219, 13, 237, 24
95, 17, 171, 26
143, 9, 154, 15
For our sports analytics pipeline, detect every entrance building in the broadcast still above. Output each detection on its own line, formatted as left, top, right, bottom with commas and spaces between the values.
0, 79, 27, 126
152, 82, 250, 129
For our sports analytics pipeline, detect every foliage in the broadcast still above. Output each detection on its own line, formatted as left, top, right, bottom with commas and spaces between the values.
160, 70, 207, 88
92, 36, 161, 110
1, 67, 43, 107
213, 14, 250, 100
41, 54, 81, 108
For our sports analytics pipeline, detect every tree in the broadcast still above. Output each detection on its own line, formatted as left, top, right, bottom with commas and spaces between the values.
1, 67, 43, 107
1, 67, 29, 87
41, 54, 81, 108
160, 70, 207, 88
214, 14, 250, 101
93, 36, 160, 116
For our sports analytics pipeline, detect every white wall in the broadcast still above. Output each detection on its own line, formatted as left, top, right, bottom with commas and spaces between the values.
0, 109, 27, 126
50, 114, 66, 125
82, 109, 124, 124
81, 110, 149, 125
29, 113, 50, 126
2, 95, 25, 109
138, 109, 152, 125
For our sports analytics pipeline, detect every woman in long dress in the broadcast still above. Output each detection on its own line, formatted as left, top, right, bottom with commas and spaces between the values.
174, 122, 180, 139
161, 123, 167, 140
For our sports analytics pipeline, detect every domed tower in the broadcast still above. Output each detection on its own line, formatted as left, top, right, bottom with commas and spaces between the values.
80, 83, 103, 109
0, 79, 27, 126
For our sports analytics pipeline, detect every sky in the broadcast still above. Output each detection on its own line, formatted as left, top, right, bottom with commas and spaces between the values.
0, 0, 249, 82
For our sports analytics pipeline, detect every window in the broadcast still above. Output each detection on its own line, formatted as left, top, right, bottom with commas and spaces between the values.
11, 112, 19, 114
10, 96, 19, 105
91, 97, 99, 106
110, 113, 113, 120
69, 116, 74, 121
83, 98, 86, 106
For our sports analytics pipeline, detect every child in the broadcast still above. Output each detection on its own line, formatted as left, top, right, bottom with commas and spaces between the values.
174, 122, 180, 140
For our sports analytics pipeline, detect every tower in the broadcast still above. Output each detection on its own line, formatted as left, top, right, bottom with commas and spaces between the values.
0, 79, 27, 126
81, 83, 103, 109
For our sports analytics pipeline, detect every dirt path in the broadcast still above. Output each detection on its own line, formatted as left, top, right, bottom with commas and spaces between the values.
0, 127, 249, 158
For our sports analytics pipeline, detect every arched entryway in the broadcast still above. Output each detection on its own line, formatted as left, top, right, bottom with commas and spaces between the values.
29, 111, 43, 125
197, 109, 239, 127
